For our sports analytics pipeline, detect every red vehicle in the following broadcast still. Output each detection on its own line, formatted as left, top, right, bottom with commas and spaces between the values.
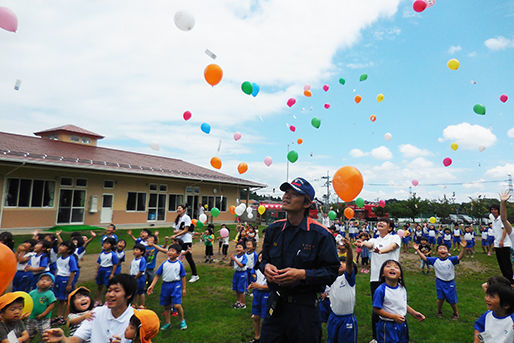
259, 200, 321, 223
346, 202, 388, 221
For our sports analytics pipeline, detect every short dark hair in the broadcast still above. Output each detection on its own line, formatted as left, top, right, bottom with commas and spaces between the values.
490, 204, 500, 213
107, 274, 137, 304
420, 237, 428, 242
168, 244, 182, 253
108, 224, 116, 230
70, 233, 85, 248
486, 275, 511, 288
69, 288, 94, 313
141, 229, 152, 235
378, 218, 395, 231
103, 237, 116, 248
60, 240, 76, 254
235, 242, 245, 249
133, 243, 146, 254
486, 283, 514, 314
0, 297, 24, 313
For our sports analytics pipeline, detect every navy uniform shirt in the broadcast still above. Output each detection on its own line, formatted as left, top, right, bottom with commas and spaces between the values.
260, 217, 339, 295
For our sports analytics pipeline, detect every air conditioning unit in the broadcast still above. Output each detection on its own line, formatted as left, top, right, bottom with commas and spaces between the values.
89, 195, 98, 213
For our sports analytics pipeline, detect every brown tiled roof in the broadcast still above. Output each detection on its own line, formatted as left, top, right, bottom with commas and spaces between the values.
34, 125, 104, 139
0, 131, 265, 188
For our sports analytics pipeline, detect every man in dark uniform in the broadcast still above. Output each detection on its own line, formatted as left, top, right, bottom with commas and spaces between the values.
259, 177, 340, 343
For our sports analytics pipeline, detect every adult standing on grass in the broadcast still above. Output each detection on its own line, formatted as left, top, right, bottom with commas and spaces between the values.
490, 198, 513, 283
499, 190, 514, 284
171, 204, 199, 283
260, 177, 340, 343
355, 218, 401, 343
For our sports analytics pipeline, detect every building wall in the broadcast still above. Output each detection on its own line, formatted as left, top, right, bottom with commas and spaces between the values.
0, 163, 243, 230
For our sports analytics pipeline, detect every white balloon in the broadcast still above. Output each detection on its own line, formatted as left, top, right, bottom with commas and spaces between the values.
149, 142, 160, 151
235, 205, 245, 216
426, 0, 435, 7
239, 203, 246, 210
247, 213, 254, 219
246, 207, 253, 214
199, 213, 207, 223
174, 11, 195, 31
384, 132, 392, 141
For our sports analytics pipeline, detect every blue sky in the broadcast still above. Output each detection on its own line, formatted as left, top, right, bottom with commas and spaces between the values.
1, 0, 513, 203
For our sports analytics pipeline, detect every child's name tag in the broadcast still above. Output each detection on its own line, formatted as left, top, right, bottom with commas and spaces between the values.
7, 330, 17, 343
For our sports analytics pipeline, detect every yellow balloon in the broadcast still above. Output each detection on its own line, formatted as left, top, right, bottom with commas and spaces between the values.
451, 143, 458, 151
376, 93, 384, 103
429, 216, 436, 224
447, 59, 460, 70
12, 291, 33, 316
258, 205, 266, 215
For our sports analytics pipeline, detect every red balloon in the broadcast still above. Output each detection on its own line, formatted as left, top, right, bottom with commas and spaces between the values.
183, 111, 192, 121
379, 200, 386, 208
413, 0, 427, 12
443, 157, 452, 167
0, 242, 17, 294
333, 166, 364, 202
500, 94, 508, 103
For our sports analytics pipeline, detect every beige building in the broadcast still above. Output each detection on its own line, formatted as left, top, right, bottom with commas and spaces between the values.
0, 125, 265, 230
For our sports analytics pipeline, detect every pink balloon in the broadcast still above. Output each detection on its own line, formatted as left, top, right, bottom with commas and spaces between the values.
379, 200, 385, 208
413, 0, 427, 12
183, 111, 192, 121
233, 132, 242, 141
324, 103, 330, 109
443, 157, 452, 167
0, 7, 18, 33
500, 94, 508, 103
289, 125, 296, 132
397, 229, 405, 238
264, 156, 272, 167
219, 228, 229, 238
412, 179, 419, 186
287, 98, 296, 107
426, 0, 436, 7
304, 84, 311, 91
323, 84, 329, 92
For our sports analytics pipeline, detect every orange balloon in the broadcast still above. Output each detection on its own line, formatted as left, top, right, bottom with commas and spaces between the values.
229, 205, 236, 215
304, 90, 312, 97
0, 243, 16, 294
370, 115, 376, 122
192, 219, 198, 226
210, 156, 222, 169
344, 207, 355, 219
332, 166, 364, 202
204, 64, 223, 86
354, 95, 362, 103
237, 162, 248, 174
297, 138, 303, 144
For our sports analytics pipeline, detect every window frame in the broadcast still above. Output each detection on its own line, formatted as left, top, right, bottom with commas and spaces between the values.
126, 191, 147, 212
4, 178, 56, 208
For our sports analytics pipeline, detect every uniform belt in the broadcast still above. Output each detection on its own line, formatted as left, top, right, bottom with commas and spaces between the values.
278, 293, 318, 307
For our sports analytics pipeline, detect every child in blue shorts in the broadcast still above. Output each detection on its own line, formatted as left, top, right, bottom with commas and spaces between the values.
54, 240, 78, 324
248, 252, 270, 343
442, 228, 452, 250
463, 226, 475, 258
94, 237, 118, 306
25, 240, 51, 290
373, 260, 425, 343
414, 240, 466, 319
13, 240, 35, 292
147, 243, 187, 331
231, 242, 248, 309
114, 239, 127, 275
130, 243, 147, 308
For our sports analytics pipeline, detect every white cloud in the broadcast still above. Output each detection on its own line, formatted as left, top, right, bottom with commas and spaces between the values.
345, 62, 375, 69
448, 45, 462, 54
371, 146, 393, 160
441, 122, 497, 150
373, 27, 401, 40
467, 51, 477, 57
398, 144, 432, 158
484, 36, 514, 50
349, 148, 368, 158
485, 163, 514, 178
507, 128, 514, 138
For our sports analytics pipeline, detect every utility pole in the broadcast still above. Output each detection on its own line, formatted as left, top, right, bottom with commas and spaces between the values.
321, 170, 331, 210
508, 174, 513, 193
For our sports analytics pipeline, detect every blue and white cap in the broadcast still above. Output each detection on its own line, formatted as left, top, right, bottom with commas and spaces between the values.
280, 177, 315, 201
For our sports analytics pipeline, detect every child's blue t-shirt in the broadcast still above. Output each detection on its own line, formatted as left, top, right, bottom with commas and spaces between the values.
28, 253, 50, 272
101, 234, 118, 243
97, 250, 119, 267
233, 254, 247, 272
372, 283, 407, 321
156, 260, 186, 282
56, 255, 79, 277
145, 246, 158, 270
474, 310, 514, 342
426, 256, 459, 281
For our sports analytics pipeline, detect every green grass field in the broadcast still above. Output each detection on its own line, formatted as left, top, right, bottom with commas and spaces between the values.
13, 227, 503, 343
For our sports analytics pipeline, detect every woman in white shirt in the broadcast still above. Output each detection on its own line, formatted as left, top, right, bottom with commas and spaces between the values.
171, 204, 199, 283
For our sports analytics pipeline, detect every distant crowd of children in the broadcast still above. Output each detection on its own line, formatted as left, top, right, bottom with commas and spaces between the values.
0, 200, 513, 343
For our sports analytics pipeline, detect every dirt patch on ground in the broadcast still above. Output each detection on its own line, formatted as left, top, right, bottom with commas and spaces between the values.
399, 250, 485, 275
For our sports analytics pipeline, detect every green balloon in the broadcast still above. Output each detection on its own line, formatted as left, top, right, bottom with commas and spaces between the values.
355, 197, 364, 208
339, 78, 345, 85
473, 104, 486, 115
360, 73, 368, 81
241, 81, 253, 95
211, 207, 220, 217
287, 150, 298, 163
311, 117, 321, 129
196, 221, 204, 229
328, 210, 337, 220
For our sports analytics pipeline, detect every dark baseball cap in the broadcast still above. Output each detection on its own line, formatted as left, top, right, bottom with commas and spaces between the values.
280, 177, 315, 201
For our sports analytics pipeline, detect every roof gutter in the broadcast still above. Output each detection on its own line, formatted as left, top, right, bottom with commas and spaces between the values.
0, 161, 26, 228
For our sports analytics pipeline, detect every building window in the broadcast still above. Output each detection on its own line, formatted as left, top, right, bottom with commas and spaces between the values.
126, 192, 146, 211
60, 178, 72, 186
201, 196, 215, 210
82, 137, 91, 144
46, 135, 58, 140
76, 179, 87, 187
159, 184, 167, 192
4, 178, 55, 207
168, 194, 184, 211
57, 189, 85, 224
215, 196, 227, 211
70, 136, 80, 142
104, 180, 114, 189
149, 184, 157, 191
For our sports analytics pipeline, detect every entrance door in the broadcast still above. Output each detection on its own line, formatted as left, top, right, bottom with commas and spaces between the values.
186, 195, 199, 219
100, 194, 114, 223
57, 189, 86, 224
148, 193, 166, 221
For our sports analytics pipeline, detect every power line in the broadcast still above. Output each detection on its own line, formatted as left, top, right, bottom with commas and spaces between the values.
366, 179, 507, 188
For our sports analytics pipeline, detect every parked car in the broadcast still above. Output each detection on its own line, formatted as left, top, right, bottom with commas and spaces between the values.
458, 214, 474, 224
